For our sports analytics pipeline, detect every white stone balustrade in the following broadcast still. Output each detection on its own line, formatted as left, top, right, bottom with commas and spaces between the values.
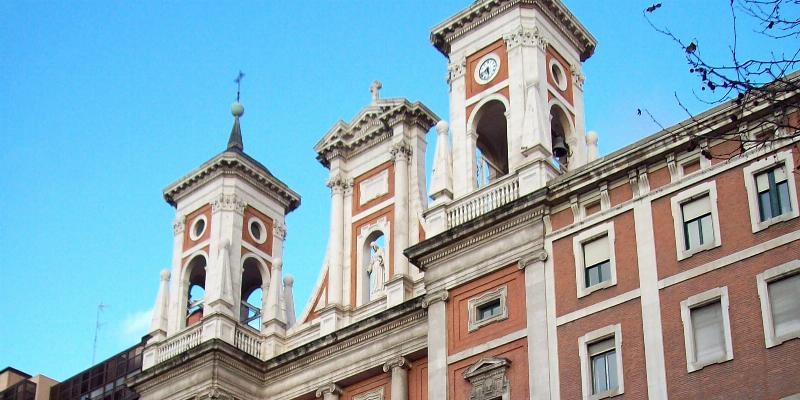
234, 326, 263, 359
446, 174, 519, 228
156, 324, 202, 363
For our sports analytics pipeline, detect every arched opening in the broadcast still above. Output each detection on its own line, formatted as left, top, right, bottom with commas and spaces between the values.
185, 255, 207, 327
550, 105, 573, 170
240, 257, 264, 330
362, 231, 387, 302
474, 100, 509, 187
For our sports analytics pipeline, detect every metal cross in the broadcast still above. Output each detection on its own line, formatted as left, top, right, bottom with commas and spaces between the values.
234, 71, 245, 101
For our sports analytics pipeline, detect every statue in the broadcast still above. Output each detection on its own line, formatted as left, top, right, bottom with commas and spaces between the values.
366, 241, 385, 297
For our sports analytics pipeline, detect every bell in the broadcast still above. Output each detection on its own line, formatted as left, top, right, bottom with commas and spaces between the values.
552, 135, 570, 158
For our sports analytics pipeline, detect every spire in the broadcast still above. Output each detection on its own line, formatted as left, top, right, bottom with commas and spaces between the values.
429, 120, 454, 204
227, 102, 244, 151
148, 270, 170, 339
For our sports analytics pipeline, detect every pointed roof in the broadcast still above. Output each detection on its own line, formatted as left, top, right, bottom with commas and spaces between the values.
163, 103, 301, 212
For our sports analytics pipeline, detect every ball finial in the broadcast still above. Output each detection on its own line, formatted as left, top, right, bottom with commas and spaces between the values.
231, 101, 245, 117
160, 269, 171, 280
436, 120, 449, 134
283, 275, 294, 286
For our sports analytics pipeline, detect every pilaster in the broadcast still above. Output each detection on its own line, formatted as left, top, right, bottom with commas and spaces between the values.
383, 356, 412, 400
316, 384, 342, 400
326, 171, 350, 307
519, 249, 552, 399
423, 289, 449, 400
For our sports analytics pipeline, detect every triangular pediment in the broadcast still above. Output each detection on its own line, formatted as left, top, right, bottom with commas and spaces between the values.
463, 357, 510, 379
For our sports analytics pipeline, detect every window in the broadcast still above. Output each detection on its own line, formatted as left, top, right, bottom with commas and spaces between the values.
680, 287, 733, 372
743, 150, 799, 232
671, 181, 722, 260
574, 222, 617, 297
468, 286, 508, 332
579, 324, 624, 400
682, 195, 714, 251
757, 260, 800, 347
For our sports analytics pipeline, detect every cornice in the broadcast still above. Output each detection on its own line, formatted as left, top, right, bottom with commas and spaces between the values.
163, 151, 301, 213
430, 0, 596, 61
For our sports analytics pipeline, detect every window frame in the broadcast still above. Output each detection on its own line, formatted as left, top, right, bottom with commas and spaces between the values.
680, 286, 734, 372
742, 150, 799, 233
670, 181, 722, 260
573, 222, 617, 298
756, 260, 800, 348
578, 324, 624, 400
467, 285, 509, 332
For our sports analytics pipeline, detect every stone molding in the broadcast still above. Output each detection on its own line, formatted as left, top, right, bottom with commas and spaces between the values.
316, 383, 343, 397
211, 193, 246, 215
383, 356, 412, 373
503, 26, 547, 50
422, 290, 449, 308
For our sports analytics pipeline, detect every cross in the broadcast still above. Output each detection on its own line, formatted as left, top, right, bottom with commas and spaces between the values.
234, 71, 245, 101
370, 80, 382, 104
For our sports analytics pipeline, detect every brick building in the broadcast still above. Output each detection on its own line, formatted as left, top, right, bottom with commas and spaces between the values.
15, 0, 800, 399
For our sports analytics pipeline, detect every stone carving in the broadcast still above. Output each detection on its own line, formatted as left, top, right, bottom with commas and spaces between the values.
273, 223, 287, 240
422, 289, 449, 308
519, 249, 549, 269
367, 242, 386, 297
503, 26, 547, 50
370, 80, 382, 104
173, 216, 186, 235
383, 356, 412, 373
326, 173, 352, 193
447, 57, 467, 84
390, 141, 413, 161
315, 383, 342, 398
212, 194, 245, 214
463, 357, 511, 400
353, 387, 384, 400
570, 64, 586, 89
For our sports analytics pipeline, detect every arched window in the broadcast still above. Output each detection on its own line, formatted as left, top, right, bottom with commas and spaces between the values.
363, 231, 387, 302
240, 257, 264, 330
185, 255, 206, 327
550, 104, 573, 170
474, 100, 509, 187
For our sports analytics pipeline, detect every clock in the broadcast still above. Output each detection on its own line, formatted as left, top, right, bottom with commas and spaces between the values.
474, 53, 500, 84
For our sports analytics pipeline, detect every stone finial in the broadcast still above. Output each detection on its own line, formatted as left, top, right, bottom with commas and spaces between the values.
149, 269, 171, 336
283, 274, 296, 327
227, 102, 244, 152
370, 80, 382, 104
429, 120, 454, 204
586, 131, 599, 162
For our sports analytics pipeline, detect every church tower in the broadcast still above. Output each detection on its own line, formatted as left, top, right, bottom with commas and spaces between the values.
430, 0, 597, 201
142, 100, 301, 371
301, 82, 439, 334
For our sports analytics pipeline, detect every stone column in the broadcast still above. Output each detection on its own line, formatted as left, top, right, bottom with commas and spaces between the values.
423, 290, 449, 400
383, 356, 412, 400
391, 142, 412, 277
315, 384, 342, 400
167, 215, 185, 334
326, 172, 348, 306
519, 249, 551, 399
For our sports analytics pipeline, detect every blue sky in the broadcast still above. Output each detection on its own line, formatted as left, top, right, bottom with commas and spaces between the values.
0, 0, 792, 382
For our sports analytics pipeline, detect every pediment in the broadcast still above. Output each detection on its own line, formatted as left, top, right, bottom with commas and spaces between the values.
463, 357, 510, 379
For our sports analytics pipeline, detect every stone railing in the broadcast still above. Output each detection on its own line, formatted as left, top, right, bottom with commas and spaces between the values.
446, 175, 519, 228
235, 326, 263, 359
156, 324, 202, 363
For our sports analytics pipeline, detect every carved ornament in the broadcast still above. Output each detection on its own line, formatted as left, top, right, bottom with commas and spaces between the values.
518, 249, 548, 269
211, 194, 246, 214
273, 223, 287, 240
383, 356, 412, 373
316, 383, 343, 398
463, 357, 511, 400
570, 64, 585, 89
353, 387, 384, 400
447, 57, 467, 84
173, 216, 186, 235
503, 26, 547, 50
326, 173, 352, 194
390, 141, 413, 161
422, 289, 449, 308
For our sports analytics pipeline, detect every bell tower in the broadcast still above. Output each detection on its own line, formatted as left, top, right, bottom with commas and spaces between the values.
142, 100, 301, 369
430, 0, 597, 198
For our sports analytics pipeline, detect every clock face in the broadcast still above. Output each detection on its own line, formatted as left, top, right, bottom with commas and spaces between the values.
475, 54, 500, 84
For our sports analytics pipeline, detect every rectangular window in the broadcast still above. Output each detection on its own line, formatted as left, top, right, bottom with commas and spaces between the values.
680, 287, 733, 372
690, 301, 726, 363
756, 165, 792, 222
758, 262, 800, 347
584, 235, 611, 287
682, 195, 713, 251
477, 298, 502, 321
589, 338, 618, 394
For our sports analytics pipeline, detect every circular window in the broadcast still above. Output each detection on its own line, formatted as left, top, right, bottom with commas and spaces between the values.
248, 217, 267, 244
189, 215, 207, 241
550, 59, 568, 91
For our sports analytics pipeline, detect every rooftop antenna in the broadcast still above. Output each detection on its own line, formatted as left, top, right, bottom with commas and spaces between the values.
91, 303, 109, 365
234, 70, 245, 102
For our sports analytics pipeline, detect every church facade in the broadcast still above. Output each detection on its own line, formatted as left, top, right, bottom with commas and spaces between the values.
5, 0, 799, 399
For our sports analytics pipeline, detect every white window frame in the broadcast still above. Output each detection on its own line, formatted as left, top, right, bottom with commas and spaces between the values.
578, 324, 624, 400
742, 150, 799, 233
573, 222, 617, 298
678, 153, 711, 178
756, 260, 800, 348
671, 181, 722, 260
467, 285, 509, 332
680, 286, 734, 372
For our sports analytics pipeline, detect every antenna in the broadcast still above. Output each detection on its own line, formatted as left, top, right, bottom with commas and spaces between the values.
234, 71, 245, 102
92, 303, 109, 365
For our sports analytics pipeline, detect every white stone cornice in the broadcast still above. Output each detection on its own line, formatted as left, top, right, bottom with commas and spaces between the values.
316, 383, 342, 397
503, 26, 547, 50
422, 289, 449, 307
383, 356, 412, 373
173, 216, 186, 236
211, 193, 246, 214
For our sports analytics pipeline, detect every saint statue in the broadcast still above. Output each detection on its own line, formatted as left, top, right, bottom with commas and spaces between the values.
366, 241, 386, 297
